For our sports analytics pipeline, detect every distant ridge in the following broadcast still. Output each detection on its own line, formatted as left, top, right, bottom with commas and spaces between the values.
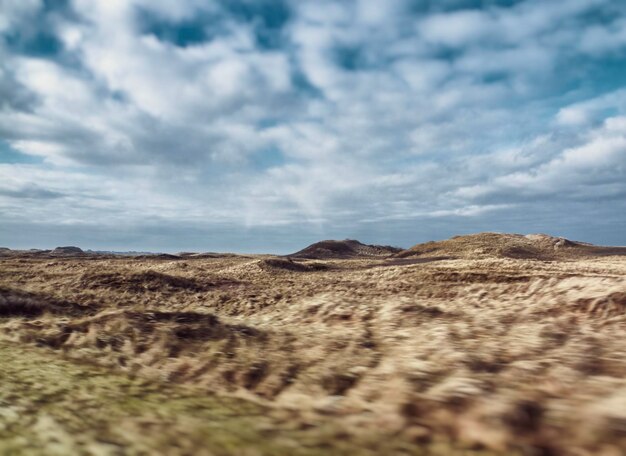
395, 232, 626, 260
288, 239, 402, 259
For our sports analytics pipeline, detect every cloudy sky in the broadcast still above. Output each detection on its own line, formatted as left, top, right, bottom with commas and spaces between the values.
1, 0, 625, 252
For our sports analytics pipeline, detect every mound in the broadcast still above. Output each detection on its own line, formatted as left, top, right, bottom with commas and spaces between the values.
134, 253, 181, 260
65, 310, 263, 344
289, 239, 401, 259
258, 258, 329, 272
13, 308, 269, 368
51, 246, 84, 256
394, 232, 619, 260
178, 252, 242, 259
78, 271, 228, 293
0, 287, 95, 317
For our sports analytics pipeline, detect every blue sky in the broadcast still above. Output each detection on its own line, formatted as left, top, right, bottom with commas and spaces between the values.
1, 0, 625, 252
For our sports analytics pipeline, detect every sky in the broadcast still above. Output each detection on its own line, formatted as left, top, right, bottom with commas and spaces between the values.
1, 0, 625, 253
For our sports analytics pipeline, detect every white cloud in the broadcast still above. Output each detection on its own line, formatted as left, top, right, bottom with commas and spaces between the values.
0, 0, 626, 249
557, 89, 626, 127
419, 10, 493, 47
455, 117, 626, 201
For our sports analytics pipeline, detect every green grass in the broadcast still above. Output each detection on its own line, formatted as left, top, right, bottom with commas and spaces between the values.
0, 341, 508, 455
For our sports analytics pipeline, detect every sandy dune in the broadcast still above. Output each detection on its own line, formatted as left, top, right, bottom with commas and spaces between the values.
396, 232, 626, 260
0, 234, 625, 454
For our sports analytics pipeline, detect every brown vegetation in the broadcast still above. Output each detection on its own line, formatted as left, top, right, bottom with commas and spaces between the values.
0, 233, 625, 454
396, 232, 626, 260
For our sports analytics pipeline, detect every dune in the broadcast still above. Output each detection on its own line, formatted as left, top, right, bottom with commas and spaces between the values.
1, 233, 625, 454
51, 246, 85, 256
289, 239, 401, 259
395, 232, 626, 260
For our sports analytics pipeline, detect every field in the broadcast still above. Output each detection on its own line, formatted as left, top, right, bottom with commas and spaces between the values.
0, 234, 625, 455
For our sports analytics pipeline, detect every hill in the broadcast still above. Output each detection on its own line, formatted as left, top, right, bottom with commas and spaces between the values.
288, 239, 402, 259
1, 241, 625, 454
395, 232, 626, 260
51, 246, 85, 256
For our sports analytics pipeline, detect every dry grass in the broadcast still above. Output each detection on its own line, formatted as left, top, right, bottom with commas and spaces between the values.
396, 232, 626, 260
1, 247, 625, 454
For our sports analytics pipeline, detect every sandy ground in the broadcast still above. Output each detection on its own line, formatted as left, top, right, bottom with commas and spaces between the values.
0, 253, 625, 455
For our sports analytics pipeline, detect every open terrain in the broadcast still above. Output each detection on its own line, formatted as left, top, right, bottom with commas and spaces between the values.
0, 233, 625, 455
